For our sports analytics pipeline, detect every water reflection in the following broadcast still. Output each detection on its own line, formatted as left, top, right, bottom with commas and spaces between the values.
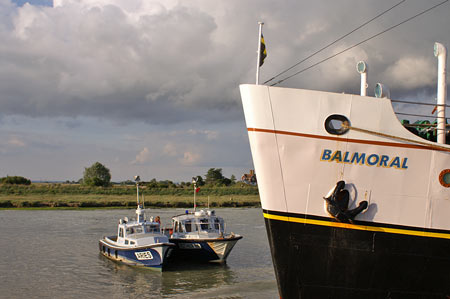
162, 263, 235, 296
98, 254, 236, 297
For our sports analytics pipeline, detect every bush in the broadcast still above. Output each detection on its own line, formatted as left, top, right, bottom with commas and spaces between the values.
1, 176, 31, 185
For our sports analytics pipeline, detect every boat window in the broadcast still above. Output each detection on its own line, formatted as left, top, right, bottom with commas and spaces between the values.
144, 224, 159, 233
184, 220, 192, 232
439, 169, 450, 187
324, 114, 350, 135
125, 240, 129, 245
126, 226, 143, 235
119, 228, 124, 238
200, 218, 209, 230
130, 241, 135, 245
214, 218, 220, 230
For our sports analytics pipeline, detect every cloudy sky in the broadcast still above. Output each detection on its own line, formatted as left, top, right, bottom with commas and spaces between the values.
0, 0, 449, 182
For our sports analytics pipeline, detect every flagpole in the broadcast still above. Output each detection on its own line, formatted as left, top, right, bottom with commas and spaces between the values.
193, 181, 196, 212
256, 22, 264, 85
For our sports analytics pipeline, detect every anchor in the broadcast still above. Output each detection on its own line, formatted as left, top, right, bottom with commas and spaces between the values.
324, 180, 368, 223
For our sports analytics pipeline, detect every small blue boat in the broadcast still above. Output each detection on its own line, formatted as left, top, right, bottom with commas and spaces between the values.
99, 176, 174, 270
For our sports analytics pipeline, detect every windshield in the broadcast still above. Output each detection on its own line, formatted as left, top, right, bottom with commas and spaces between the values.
126, 225, 143, 235
144, 224, 160, 233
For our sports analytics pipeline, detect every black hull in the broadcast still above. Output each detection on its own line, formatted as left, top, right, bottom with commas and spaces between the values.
169, 237, 242, 263
264, 210, 450, 299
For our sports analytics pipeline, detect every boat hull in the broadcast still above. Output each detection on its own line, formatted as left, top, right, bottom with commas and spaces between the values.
98, 238, 173, 270
169, 236, 242, 263
265, 209, 450, 298
240, 84, 450, 298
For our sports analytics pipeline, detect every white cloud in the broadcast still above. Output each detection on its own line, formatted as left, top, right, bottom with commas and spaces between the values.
1, 0, 449, 182
383, 56, 436, 90
180, 151, 200, 166
132, 147, 151, 164
0, 0, 448, 125
163, 143, 177, 157
7, 136, 26, 147
187, 129, 218, 140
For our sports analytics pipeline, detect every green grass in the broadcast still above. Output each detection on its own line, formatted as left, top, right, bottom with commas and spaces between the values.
0, 193, 260, 209
0, 183, 260, 209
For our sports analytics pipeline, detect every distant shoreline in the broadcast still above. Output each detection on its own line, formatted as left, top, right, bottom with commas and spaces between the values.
0, 195, 260, 209
0, 197, 261, 209
0, 182, 260, 209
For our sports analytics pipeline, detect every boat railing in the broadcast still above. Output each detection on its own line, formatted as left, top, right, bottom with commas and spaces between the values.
390, 99, 450, 144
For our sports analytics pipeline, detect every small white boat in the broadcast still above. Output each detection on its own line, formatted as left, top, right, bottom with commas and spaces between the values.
169, 209, 242, 263
99, 176, 174, 270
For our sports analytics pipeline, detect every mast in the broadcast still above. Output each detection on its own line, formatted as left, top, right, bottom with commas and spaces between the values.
192, 177, 198, 212
256, 22, 264, 85
134, 175, 140, 206
134, 175, 144, 223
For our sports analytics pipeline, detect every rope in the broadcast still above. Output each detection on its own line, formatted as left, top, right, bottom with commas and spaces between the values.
342, 123, 450, 152
271, 0, 449, 86
263, 0, 406, 85
391, 99, 450, 108
395, 112, 449, 120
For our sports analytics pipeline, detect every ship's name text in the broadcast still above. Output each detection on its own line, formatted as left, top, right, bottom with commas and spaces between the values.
320, 149, 408, 169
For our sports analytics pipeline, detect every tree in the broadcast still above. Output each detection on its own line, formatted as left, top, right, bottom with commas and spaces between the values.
83, 162, 111, 187
194, 175, 205, 186
205, 168, 225, 185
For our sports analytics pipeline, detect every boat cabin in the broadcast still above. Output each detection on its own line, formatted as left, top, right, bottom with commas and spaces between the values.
171, 210, 225, 238
114, 207, 165, 246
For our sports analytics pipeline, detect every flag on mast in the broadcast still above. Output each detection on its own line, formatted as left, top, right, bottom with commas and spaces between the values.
256, 22, 265, 85
259, 34, 267, 67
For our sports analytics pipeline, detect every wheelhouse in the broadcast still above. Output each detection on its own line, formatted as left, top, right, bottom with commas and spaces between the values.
172, 210, 225, 235
116, 218, 163, 246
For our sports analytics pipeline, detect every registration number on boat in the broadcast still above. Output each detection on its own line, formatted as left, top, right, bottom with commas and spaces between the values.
135, 251, 153, 260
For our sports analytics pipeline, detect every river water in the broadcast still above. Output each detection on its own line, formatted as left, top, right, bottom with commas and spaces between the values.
0, 208, 278, 298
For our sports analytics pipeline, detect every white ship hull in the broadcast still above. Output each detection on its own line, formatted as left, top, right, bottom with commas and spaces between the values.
240, 84, 450, 298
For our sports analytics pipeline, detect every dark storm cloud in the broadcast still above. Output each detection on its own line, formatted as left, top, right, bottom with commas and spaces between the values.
0, 0, 449, 125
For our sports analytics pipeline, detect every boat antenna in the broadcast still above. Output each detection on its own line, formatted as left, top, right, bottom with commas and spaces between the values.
142, 192, 145, 209
134, 175, 141, 207
263, 0, 406, 86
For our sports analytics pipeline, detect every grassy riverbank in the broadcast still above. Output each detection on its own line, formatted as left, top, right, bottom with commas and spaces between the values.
0, 183, 260, 209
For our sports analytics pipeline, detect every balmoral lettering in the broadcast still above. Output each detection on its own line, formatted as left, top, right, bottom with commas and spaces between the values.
320, 149, 408, 170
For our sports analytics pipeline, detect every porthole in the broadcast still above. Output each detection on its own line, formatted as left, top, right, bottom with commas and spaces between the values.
439, 169, 450, 188
324, 114, 350, 135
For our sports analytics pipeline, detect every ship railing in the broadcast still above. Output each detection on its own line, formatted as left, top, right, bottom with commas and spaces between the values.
393, 99, 450, 144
